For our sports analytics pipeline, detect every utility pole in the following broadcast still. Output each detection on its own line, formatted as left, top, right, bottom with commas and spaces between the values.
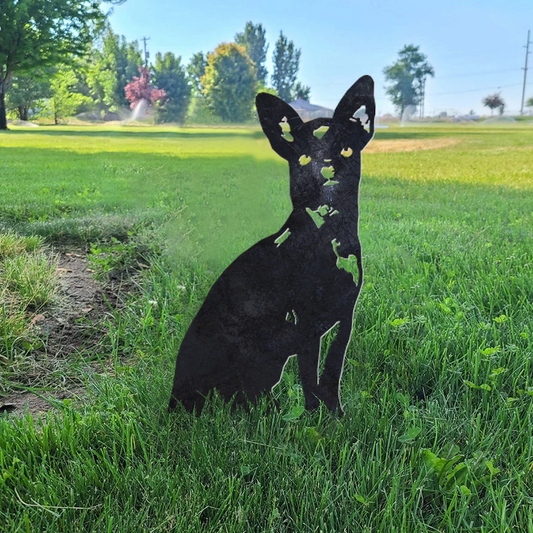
419, 77, 426, 119
141, 36, 151, 68
520, 30, 531, 116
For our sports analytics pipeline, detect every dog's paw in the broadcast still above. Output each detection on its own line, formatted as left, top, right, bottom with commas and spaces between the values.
315, 387, 344, 416
304, 395, 320, 411
167, 396, 178, 412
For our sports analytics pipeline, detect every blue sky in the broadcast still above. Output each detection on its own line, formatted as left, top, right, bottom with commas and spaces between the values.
109, 0, 533, 116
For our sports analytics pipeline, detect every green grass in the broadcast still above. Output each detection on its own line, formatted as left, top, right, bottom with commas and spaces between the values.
2, 253, 59, 310
0, 123, 532, 531
0, 233, 59, 359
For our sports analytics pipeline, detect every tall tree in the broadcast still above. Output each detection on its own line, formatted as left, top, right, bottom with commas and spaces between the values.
527, 96, 533, 108
383, 44, 434, 115
87, 27, 142, 112
234, 22, 269, 85
201, 43, 256, 122
5, 69, 52, 121
293, 81, 311, 101
152, 52, 191, 124
48, 67, 92, 124
0, 0, 122, 130
272, 32, 301, 102
482, 93, 505, 116
187, 52, 207, 96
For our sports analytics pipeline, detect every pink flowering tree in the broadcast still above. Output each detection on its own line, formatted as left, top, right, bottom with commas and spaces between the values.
124, 66, 166, 109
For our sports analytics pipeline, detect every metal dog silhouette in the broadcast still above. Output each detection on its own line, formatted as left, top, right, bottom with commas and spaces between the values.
169, 76, 375, 415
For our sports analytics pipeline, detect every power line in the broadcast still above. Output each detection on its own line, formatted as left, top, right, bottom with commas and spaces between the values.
428, 83, 522, 97
311, 68, 522, 90
437, 68, 521, 79
520, 30, 531, 115
438, 55, 516, 69
436, 47, 517, 63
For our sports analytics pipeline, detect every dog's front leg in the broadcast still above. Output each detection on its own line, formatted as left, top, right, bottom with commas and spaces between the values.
317, 320, 353, 415
296, 338, 321, 411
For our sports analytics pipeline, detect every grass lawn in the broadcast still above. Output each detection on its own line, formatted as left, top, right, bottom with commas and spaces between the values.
0, 122, 532, 531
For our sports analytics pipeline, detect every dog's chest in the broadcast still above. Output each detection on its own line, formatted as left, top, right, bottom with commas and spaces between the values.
282, 226, 361, 296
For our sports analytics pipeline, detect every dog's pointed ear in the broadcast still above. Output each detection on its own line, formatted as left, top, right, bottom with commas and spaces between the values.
334, 75, 375, 129
333, 76, 375, 148
256, 93, 303, 160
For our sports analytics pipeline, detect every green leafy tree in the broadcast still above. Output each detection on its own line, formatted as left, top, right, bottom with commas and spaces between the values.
70, 47, 102, 112
527, 96, 533, 108
235, 22, 269, 85
87, 27, 142, 112
48, 67, 92, 124
383, 44, 434, 115
293, 81, 311, 101
482, 93, 505, 116
0, 0, 122, 130
152, 52, 191, 124
5, 70, 52, 121
272, 32, 301, 102
201, 43, 256, 123
187, 52, 207, 96
256, 83, 278, 97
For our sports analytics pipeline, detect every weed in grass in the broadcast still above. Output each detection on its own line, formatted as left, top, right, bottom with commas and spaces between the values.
0, 232, 43, 257
0, 233, 59, 361
422, 444, 500, 496
88, 234, 155, 281
0, 304, 28, 355
2, 252, 60, 310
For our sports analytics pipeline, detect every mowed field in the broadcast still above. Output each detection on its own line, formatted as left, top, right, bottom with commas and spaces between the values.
0, 123, 532, 531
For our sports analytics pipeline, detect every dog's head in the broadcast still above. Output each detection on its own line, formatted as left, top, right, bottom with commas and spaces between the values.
256, 76, 375, 210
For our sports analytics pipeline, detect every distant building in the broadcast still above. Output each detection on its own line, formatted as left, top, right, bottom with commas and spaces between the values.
288, 99, 333, 121
453, 114, 480, 122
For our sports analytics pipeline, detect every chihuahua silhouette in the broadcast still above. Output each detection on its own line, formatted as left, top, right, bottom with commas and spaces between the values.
169, 75, 375, 415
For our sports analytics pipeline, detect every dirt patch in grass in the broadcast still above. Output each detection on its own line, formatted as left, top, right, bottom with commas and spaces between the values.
366, 138, 460, 153
0, 386, 86, 417
1, 251, 134, 418
34, 252, 119, 358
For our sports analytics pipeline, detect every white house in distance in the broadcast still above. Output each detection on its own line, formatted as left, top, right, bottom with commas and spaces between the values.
288, 98, 333, 121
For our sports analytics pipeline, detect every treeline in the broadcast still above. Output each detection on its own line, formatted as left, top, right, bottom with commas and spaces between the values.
5, 21, 309, 125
